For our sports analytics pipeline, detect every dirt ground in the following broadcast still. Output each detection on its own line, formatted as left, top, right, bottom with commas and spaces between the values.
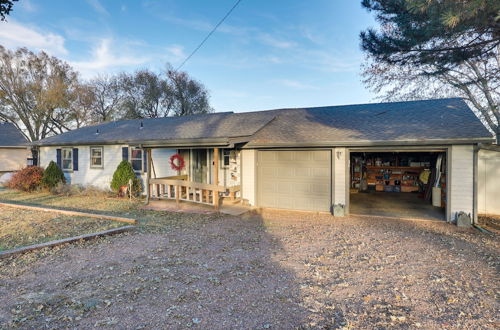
0, 205, 498, 329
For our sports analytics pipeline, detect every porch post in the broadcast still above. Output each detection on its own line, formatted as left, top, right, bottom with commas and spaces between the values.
145, 148, 152, 204
213, 148, 220, 209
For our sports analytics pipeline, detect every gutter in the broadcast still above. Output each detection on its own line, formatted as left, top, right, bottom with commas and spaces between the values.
243, 137, 494, 149
477, 143, 500, 152
473, 144, 479, 224
0, 145, 30, 149
32, 137, 232, 148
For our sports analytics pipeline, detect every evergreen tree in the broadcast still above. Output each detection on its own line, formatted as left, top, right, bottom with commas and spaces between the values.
41, 161, 66, 188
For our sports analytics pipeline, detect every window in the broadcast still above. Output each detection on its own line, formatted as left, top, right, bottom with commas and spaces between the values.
62, 148, 72, 171
130, 147, 143, 172
222, 149, 231, 168
90, 147, 103, 168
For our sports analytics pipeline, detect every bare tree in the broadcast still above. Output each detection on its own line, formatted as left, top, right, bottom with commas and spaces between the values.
68, 82, 97, 129
0, 46, 79, 141
120, 70, 174, 119
166, 65, 212, 117
88, 75, 125, 122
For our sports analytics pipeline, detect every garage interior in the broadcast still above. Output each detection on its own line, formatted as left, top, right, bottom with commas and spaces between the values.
349, 151, 447, 220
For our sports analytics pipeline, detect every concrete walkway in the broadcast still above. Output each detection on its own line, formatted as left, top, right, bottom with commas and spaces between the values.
350, 191, 445, 220
142, 199, 251, 216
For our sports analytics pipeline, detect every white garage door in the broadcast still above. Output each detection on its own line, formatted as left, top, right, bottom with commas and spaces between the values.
257, 150, 331, 212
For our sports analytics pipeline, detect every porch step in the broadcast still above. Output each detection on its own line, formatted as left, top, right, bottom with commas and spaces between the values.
221, 197, 242, 205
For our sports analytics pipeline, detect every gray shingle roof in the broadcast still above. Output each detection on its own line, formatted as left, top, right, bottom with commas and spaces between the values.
33, 111, 276, 146
33, 98, 493, 147
0, 122, 28, 147
245, 98, 493, 146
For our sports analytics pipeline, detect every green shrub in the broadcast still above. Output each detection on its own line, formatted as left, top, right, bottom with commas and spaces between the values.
110, 160, 142, 196
7, 166, 44, 192
42, 161, 66, 188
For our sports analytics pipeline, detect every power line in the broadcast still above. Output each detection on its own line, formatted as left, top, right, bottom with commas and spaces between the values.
175, 0, 243, 71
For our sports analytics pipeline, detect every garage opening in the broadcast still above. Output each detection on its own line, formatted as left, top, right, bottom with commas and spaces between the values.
349, 151, 447, 220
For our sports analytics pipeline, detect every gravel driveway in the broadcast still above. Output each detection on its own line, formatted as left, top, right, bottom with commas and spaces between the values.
0, 210, 498, 329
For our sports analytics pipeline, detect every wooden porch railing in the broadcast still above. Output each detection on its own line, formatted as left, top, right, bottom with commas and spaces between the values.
148, 177, 239, 209
144, 148, 240, 210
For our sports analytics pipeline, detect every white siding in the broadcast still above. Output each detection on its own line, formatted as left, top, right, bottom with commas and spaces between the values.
241, 149, 256, 205
449, 145, 474, 221
478, 149, 500, 215
151, 149, 177, 178
0, 148, 29, 172
218, 149, 240, 188
39, 145, 128, 190
333, 147, 347, 206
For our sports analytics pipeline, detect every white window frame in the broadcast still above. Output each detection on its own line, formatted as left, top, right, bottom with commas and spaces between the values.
130, 146, 143, 173
62, 148, 73, 171
221, 149, 231, 168
90, 146, 104, 169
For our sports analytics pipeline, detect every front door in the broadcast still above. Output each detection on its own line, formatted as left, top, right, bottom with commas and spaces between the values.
192, 149, 208, 183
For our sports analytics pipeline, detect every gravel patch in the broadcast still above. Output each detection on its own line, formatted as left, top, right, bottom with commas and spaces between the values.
0, 210, 498, 329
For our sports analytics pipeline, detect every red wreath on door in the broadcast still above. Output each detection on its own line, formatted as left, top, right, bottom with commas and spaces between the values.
169, 153, 185, 171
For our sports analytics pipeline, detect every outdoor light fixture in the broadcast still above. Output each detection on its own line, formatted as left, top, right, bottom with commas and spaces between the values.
336, 151, 342, 159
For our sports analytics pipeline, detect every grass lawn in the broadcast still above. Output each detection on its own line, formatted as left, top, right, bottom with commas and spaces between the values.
0, 206, 124, 251
0, 188, 218, 252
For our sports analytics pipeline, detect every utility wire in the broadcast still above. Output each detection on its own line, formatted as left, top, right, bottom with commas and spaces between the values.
175, 0, 243, 71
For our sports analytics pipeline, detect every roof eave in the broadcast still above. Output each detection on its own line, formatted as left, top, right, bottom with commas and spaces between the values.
33, 137, 233, 148
0, 145, 30, 149
243, 137, 495, 148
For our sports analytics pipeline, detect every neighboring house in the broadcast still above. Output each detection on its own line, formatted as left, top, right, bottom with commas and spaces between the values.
32, 98, 497, 222
0, 122, 29, 173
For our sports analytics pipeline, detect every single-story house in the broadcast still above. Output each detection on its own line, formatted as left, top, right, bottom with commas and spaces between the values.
0, 122, 30, 173
32, 98, 499, 223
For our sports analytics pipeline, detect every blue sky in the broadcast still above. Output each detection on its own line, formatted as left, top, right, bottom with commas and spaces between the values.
2, 0, 378, 112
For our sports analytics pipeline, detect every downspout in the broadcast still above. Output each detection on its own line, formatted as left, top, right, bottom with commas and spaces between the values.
473, 144, 479, 225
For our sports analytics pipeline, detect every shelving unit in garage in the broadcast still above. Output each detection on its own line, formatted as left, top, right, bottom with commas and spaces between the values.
365, 166, 422, 192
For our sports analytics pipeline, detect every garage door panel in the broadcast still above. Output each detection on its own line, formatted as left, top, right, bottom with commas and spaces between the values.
257, 150, 331, 212
313, 167, 330, 177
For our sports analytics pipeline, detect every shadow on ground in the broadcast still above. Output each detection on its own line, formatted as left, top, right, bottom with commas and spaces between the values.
0, 203, 497, 329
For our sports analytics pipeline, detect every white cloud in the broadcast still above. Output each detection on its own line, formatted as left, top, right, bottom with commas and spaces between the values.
0, 21, 67, 55
71, 39, 149, 77
19, 0, 37, 12
166, 45, 186, 61
274, 79, 319, 90
258, 33, 297, 49
86, 0, 109, 16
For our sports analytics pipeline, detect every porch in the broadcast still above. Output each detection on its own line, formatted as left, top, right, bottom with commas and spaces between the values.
144, 147, 241, 210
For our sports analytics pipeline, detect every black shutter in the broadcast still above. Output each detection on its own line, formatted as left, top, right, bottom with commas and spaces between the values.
56, 149, 62, 168
122, 147, 128, 161
143, 149, 147, 172
72, 148, 79, 171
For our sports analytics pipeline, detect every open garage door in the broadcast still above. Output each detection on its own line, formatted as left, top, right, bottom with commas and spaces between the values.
257, 150, 331, 212
349, 151, 446, 220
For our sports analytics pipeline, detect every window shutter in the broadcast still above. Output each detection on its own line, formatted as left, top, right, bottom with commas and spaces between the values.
73, 148, 79, 171
143, 149, 147, 173
122, 147, 128, 161
56, 149, 62, 168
